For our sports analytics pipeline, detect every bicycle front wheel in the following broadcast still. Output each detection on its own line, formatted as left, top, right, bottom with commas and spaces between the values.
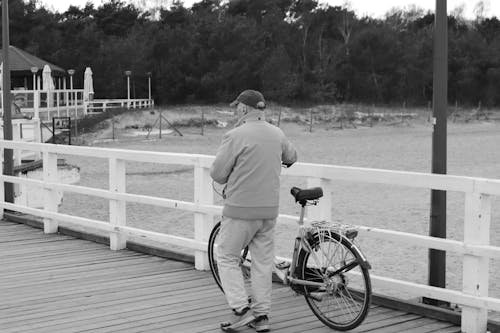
207, 221, 250, 293
297, 231, 371, 331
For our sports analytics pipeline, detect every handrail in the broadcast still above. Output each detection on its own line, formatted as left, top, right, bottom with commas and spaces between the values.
86, 98, 154, 112
0, 140, 498, 332
2, 90, 153, 121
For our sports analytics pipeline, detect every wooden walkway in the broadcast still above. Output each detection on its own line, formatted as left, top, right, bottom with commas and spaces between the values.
0, 221, 461, 333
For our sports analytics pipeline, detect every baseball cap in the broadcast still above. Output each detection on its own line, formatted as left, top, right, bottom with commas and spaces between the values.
230, 90, 266, 110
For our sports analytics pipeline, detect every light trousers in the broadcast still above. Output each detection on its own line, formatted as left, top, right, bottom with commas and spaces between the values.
217, 217, 276, 316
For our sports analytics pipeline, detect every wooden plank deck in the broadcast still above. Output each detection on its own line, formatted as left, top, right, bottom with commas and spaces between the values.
0, 221, 461, 333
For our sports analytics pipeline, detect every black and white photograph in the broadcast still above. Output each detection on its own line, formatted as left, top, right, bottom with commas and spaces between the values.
0, 0, 499, 332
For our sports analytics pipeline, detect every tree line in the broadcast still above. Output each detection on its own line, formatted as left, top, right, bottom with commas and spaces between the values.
4, 0, 500, 106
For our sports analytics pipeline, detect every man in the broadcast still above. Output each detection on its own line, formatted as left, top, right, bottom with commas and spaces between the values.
11, 94, 32, 120
210, 90, 297, 332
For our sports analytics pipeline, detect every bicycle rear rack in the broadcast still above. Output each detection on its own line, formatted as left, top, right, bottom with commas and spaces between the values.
310, 221, 359, 240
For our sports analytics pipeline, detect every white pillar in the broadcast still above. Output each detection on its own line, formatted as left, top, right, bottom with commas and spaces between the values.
12, 122, 21, 166
43, 152, 59, 233
56, 93, 60, 117
0, 148, 4, 220
33, 119, 42, 159
34, 90, 40, 119
194, 165, 214, 270
109, 157, 127, 250
461, 192, 491, 333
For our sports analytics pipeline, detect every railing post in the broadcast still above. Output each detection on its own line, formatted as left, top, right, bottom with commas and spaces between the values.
31, 119, 42, 159
109, 157, 127, 250
43, 151, 59, 233
56, 93, 60, 116
461, 191, 491, 333
194, 164, 214, 270
306, 177, 333, 223
12, 122, 21, 167
33, 118, 41, 143
0, 148, 4, 220
74, 91, 78, 117
34, 91, 40, 119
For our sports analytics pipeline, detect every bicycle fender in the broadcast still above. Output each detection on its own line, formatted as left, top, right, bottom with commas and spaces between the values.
349, 242, 371, 270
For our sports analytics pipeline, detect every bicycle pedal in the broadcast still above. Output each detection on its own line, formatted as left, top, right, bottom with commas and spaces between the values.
275, 261, 290, 270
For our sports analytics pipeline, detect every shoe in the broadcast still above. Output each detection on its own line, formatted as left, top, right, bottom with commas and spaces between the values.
233, 306, 250, 316
248, 315, 270, 332
220, 306, 256, 331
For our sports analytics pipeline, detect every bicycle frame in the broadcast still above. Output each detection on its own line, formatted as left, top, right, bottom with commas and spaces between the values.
272, 201, 326, 288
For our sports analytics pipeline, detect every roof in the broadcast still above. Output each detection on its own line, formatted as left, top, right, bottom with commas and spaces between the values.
0, 45, 66, 76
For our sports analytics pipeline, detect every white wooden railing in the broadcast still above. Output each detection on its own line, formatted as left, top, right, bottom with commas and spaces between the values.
1, 90, 154, 122
1, 89, 86, 122
0, 119, 42, 164
0, 140, 499, 333
86, 99, 154, 113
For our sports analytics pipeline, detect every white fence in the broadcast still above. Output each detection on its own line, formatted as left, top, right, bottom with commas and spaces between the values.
87, 99, 154, 114
0, 140, 499, 333
0, 119, 42, 164
2, 89, 87, 122
1, 90, 154, 122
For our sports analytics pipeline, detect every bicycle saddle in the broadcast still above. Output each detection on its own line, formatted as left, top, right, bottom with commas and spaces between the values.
290, 186, 323, 204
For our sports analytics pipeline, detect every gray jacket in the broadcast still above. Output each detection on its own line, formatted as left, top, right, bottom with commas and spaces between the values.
210, 110, 297, 220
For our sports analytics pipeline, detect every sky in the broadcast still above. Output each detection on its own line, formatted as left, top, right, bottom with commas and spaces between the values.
40, 0, 500, 19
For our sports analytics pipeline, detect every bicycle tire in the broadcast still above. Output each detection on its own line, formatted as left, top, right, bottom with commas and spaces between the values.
297, 230, 371, 331
207, 221, 250, 293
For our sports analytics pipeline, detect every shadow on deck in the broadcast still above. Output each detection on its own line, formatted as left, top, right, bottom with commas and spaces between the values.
0, 221, 461, 333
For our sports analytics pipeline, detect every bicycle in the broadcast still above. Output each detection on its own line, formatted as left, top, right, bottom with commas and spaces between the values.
208, 186, 372, 331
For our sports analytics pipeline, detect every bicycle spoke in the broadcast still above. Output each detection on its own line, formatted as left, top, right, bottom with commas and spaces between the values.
339, 289, 362, 316
300, 231, 371, 330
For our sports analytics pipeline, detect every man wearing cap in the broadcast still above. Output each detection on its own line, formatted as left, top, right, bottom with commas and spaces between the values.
211, 90, 297, 332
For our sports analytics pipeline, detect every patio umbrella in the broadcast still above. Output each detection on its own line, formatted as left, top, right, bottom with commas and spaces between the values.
42, 64, 55, 107
83, 67, 94, 101
42, 64, 55, 90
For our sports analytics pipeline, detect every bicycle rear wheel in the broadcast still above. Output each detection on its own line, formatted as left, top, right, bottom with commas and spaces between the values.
207, 221, 250, 293
297, 231, 371, 331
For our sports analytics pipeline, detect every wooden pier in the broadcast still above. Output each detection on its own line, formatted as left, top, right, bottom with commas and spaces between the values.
0, 221, 460, 333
